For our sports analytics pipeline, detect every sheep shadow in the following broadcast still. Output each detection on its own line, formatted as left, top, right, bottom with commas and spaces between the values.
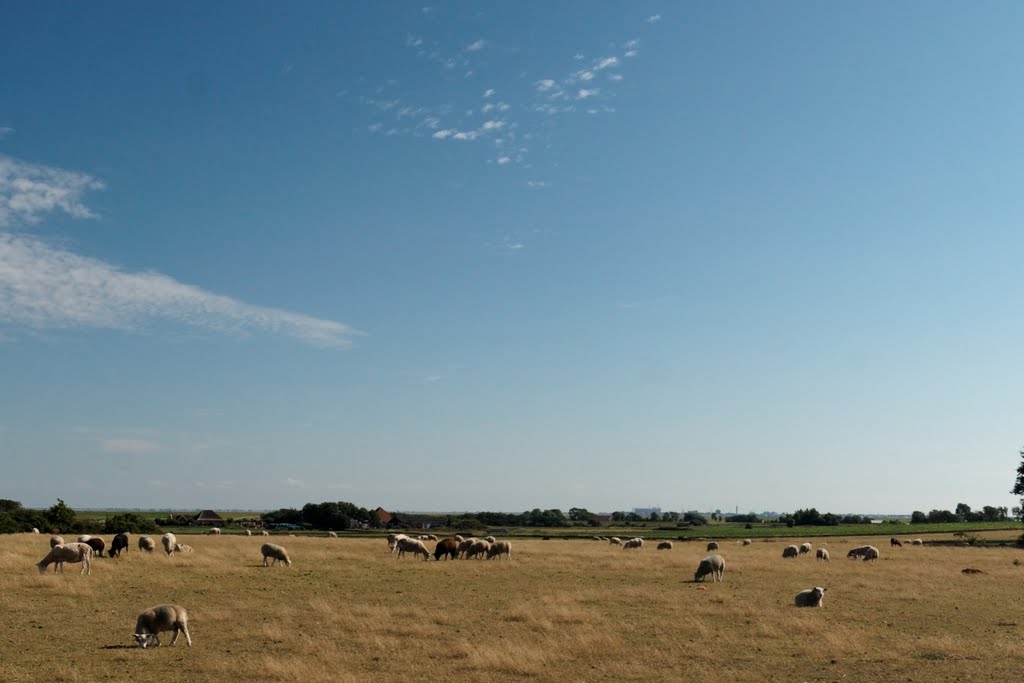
100, 645, 136, 650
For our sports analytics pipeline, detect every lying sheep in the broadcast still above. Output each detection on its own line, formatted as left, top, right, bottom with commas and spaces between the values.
816, 548, 830, 562
799, 542, 812, 555
794, 586, 827, 608
657, 541, 673, 550
396, 537, 430, 561
706, 541, 719, 551
694, 554, 725, 582
434, 539, 459, 561
464, 539, 491, 560
782, 545, 799, 559
162, 533, 177, 556
261, 543, 292, 567
134, 604, 192, 648
741, 539, 752, 546
138, 536, 156, 552
50, 535, 64, 549
84, 537, 106, 557
609, 537, 622, 546
623, 538, 643, 550
173, 544, 194, 553
110, 533, 130, 558
37, 543, 92, 575
207, 527, 221, 536
487, 540, 512, 560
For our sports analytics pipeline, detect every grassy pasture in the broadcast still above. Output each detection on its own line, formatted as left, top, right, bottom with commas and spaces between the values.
2, 532, 1023, 682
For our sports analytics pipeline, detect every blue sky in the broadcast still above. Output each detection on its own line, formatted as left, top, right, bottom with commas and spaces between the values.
2, 2, 1022, 514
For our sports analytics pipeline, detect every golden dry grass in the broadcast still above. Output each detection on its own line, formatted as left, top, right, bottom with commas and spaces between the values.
2, 532, 1023, 682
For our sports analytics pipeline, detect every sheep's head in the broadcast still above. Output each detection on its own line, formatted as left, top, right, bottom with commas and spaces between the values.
36, 562, 46, 574
134, 633, 152, 648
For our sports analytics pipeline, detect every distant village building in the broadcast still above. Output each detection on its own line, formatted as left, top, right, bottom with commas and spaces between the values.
167, 510, 226, 527
632, 507, 662, 517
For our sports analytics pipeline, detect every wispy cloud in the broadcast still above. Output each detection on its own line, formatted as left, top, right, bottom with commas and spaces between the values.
0, 127, 13, 140
102, 438, 160, 455
536, 79, 558, 92
465, 39, 487, 52
285, 477, 304, 488
646, 14, 662, 24
526, 180, 551, 188
0, 156, 357, 347
0, 154, 105, 226
482, 88, 495, 98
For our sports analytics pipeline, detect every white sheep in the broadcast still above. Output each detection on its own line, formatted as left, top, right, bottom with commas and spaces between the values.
31, 527, 39, 534
816, 548, 830, 562
623, 538, 644, 550
261, 543, 292, 567
260, 530, 269, 536
162, 533, 177, 556
77, 535, 92, 543
656, 541, 673, 550
134, 604, 192, 648
244, 529, 252, 536
706, 541, 719, 551
49, 535, 64, 548
794, 586, 827, 608
327, 531, 338, 538
456, 538, 478, 558
782, 545, 799, 558
138, 536, 156, 552
419, 534, 438, 541
207, 527, 221, 535
741, 539, 752, 546
37, 543, 92, 575
396, 537, 431, 560
911, 538, 923, 546
173, 544, 194, 553
484, 536, 496, 544
464, 539, 491, 560
862, 546, 879, 562
387, 533, 409, 554
847, 545, 872, 559
694, 554, 725, 582
799, 542, 812, 555
487, 540, 512, 560
453, 535, 465, 543
609, 537, 622, 545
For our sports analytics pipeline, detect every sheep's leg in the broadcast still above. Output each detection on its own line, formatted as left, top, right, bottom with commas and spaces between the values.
152, 633, 161, 647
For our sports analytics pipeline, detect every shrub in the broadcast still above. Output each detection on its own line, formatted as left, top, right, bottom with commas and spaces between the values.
103, 513, 160, 535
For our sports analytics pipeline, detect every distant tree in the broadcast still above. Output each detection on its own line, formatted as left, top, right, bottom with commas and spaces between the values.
954, 503, 972, 521
0, 499, 22, 512
648, 511, 660, 522
683, 512, 707, 526
103, 513, 159, 535
927, 509, 958, 523
625, 512, 641, 523
44, 499, 76, 532
727, 513, 760, 524
792, 508, 824, 526
1012, 446, 1024, 521
910, 510, 927, 524
568, 507, 592, 522
663, 511, 680, 522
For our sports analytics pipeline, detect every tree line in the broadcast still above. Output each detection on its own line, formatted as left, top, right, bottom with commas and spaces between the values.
0, 499, 159, 535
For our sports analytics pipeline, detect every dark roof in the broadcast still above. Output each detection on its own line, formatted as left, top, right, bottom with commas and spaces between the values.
195, 509, 225, 521
373, 507, 393, 524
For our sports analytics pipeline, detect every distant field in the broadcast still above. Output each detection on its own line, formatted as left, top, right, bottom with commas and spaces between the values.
3, 531, 1024, 682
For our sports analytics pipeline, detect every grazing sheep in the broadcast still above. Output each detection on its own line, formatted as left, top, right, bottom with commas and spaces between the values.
261, 543, 292, 567
609, 537, 622, 546
173, 544, 194, 553
487, 540, 512, 560
110, 533, 130, 558
657, 541, 673, 550
161, 533, 177, 556
890, 537, 902, 547
782, 545, 799, 559
419, 534, 438, 542
77, 535, 92, 543
847, 545, 871, 559
484, 536, 496, 544
911, 539, 923, 546
741, 539, 752, 546
244, 529, 252, 536
138, 536, 156, 552
623, 538, 644, 550
816, 548, 830, 562
260, 530, 269, 536
794, 586, 827, 608
49, 535, 64, 548
32, 528, 39, 534
134, 604, 191, 648
387, 533, 409, 554
456, 538, 478, 558
593, 536, 603, 541
799, 542, 812, 555
37, 543, 92, 575
453, 535, 464, 543
464, 539, 491, 560
433, 539, 459, 561
862, 546, 879, 562
207, 527, 221, 536
84, 537, 106, 557
396, 537, 431, 561
706, 541, 719, 551
327, 531, 338, 538
694, 554, 725, 583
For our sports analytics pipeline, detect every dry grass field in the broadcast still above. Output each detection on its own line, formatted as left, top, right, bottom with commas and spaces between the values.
2, 532, 1023, 682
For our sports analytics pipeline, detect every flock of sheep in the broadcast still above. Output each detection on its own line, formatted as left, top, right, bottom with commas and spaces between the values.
29, 527, 935, 645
